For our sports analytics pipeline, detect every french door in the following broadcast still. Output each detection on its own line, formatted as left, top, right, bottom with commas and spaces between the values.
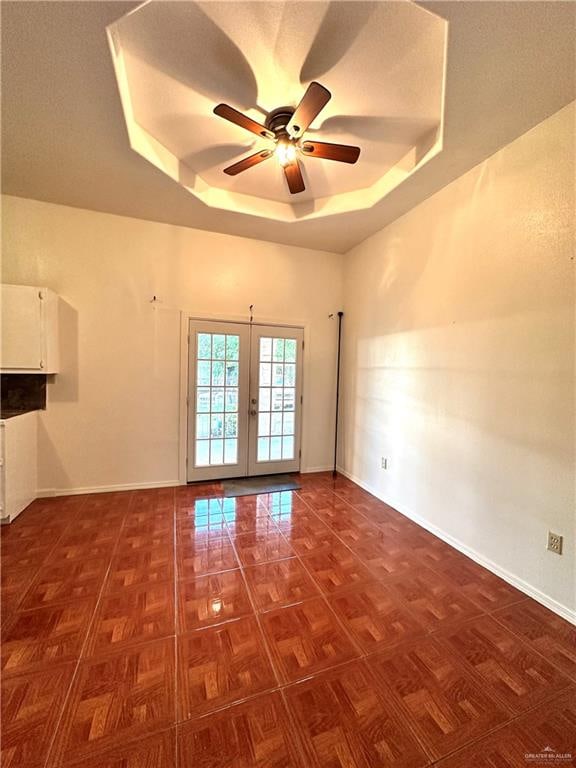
187, 319, 304, 482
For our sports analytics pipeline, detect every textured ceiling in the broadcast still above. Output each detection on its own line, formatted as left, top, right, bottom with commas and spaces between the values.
2, 1, 575, 253
108, 1, 446, 220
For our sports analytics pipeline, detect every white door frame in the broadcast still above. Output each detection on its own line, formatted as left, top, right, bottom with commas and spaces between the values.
178, 311, 309, 484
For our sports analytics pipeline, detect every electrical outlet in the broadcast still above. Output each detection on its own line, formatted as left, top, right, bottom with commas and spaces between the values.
547, 531, 563, 555
381, 457, 388, 470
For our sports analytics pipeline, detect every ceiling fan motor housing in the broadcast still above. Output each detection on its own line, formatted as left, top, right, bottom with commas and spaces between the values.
265, 107, 296, 139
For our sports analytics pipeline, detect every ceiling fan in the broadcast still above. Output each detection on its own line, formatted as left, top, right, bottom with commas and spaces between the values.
213, 82, 361, 194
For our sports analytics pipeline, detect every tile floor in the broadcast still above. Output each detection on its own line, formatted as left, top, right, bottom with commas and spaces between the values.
1, 472, 575, 767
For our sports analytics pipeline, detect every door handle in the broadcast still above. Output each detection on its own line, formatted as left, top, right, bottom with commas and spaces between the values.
250, 409, 258, 417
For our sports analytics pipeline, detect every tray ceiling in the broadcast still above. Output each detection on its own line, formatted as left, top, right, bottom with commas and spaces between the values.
108, 1, 446, 221
1, 1, 574, 252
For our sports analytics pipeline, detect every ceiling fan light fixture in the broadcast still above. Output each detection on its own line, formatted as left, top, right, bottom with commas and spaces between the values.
275, 140, 297, 166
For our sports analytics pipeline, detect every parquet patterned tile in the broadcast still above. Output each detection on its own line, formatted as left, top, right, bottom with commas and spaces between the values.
123, 519, 173, 541
49, 529, 117, 562
323, 512, 380, 546
123, 506, 174, 528
285, 659, 429, 768
131, 487, 175, 513
176, 514, 229, 543
268, 507, 323, 532
1, 566, 38, 623
1, 520, 65, 547
302, 544, 372, 595
261, 596, 360, 683
49, 638, 175, 766
439, 615, 572, 714
295, 488, 344, 511
177, 616, 277, 719
62, 731, 176, 767
494, 600, 576, 681
266, 492, 310, 515
0, 541, 54, 571
85, 580, 175, 656
370, 636, 510, 760
408, 532, 469, 569
351, 535, 419, 579
1, 662, 75, 768
178, 691, 303, 767
20, 556, 109, 609
232, 531, 296, 567
71, 513, 124, 534
178, 569, 253, 632
116, 530, 174, 554
105, 547, 174, 592
434, 686, 576, 767
388, 565, 482, 630
329, 580, 427, 653
222, 495, 270, 516
244, 558, 321, 612
1, 598, 95, 677
177, 537, 239, 579
434, 559, 527, 612
3, 475, 574, 766
176, 497, 223, 520
278, 518, 341, 555
225, 512, 280, 537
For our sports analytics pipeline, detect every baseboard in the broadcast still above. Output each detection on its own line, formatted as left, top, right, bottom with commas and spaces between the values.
301, 465, 334, 474
37, 479, 183, 498
337, 465, 576, 626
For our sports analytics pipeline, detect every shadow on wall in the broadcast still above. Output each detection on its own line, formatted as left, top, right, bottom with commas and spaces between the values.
37, 417, 71, 494
49, 297, 79, 403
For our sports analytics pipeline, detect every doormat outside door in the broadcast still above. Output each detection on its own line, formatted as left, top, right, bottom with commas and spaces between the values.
222, 474, 301, 497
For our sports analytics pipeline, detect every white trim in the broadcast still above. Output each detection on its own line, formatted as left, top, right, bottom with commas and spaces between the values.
37, 479, 182, 498
337, 465, 576, 626
301, 465, 334, 473
36, 465, 335, 498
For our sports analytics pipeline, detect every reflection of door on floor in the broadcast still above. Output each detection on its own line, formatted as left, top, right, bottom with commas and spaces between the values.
186, 319, 304, 482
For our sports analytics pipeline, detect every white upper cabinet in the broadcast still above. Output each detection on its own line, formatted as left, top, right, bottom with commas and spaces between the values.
1, 285, 60, 373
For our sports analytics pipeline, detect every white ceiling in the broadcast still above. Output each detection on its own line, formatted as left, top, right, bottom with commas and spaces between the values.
2, 1, 575, 253
109, 1, 445, 217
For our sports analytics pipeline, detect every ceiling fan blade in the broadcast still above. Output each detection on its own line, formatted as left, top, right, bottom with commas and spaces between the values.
300, 140, 360, 164
214, 104, 275, 140
287, 82, 331, 139
223, 150, 273, 176
283, 160, 305, 194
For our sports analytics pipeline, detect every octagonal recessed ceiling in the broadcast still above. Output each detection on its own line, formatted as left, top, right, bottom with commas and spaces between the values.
107, 1, 447, 223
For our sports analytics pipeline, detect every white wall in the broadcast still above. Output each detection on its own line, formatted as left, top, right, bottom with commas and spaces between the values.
1, 197, 343, 492
341, 103, 575, 617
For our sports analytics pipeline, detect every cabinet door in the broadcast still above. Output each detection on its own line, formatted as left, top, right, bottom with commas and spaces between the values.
1, 285, 43, 370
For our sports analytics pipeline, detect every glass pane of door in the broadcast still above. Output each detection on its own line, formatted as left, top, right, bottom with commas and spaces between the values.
248, 325, 303, 476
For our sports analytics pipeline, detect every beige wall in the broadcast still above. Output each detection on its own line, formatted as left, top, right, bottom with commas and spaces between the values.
341, 102, 575, 616
1, 197, 343, 492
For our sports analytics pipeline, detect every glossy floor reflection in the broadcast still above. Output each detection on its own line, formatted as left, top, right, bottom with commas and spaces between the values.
1, 474, 575, 767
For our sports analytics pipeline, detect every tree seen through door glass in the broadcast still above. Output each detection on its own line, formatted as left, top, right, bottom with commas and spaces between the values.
198, 333, 211, 359
213, 335, 226, 359
256, 336, 297, 462
195, 332, 240, 467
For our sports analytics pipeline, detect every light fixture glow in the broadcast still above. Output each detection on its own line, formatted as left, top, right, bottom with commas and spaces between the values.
275, 140, 297, 166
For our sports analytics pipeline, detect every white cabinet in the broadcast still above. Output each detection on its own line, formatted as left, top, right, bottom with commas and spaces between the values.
0, 411, 38, 523
1, 285, 60, 373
